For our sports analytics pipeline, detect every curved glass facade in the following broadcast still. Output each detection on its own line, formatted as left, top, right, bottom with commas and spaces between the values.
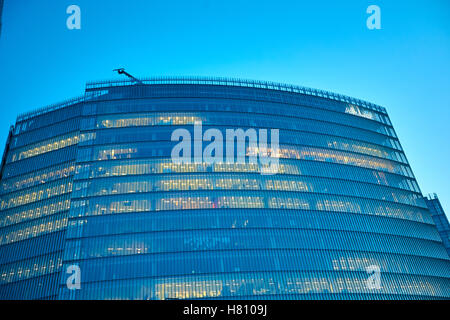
0, 77, 449, 299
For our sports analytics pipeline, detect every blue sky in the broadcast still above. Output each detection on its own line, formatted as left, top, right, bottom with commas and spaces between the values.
0, 0, 449, 217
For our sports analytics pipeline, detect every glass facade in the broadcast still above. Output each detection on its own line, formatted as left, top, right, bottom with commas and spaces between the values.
0, 77, 449, 299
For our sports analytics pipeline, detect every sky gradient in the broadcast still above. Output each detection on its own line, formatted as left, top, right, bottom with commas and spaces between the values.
0, 0, 449, 217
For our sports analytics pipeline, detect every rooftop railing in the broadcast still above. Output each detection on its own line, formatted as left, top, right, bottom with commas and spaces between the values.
16, 90, 108, 122
17, 76, 386, 122
16, 95, 87, 122
427, 193, 439, 200
86, 76, 387, 114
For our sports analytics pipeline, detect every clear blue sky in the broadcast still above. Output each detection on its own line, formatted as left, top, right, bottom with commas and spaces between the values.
0, 0, 449, 218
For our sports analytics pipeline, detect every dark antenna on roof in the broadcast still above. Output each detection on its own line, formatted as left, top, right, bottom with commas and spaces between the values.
113, 68, 143, 84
